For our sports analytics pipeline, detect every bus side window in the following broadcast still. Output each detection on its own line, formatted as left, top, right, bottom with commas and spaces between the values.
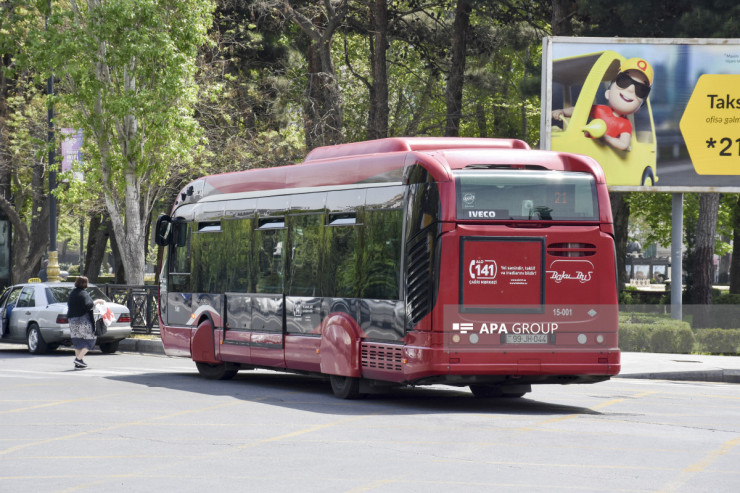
362, 209, 402, 300
191, 222, 225, 293
169, 222, 191, 293
323, 213, 361, 298
405, 176, 440, 242
254, 218, 285, 294
287, 214, 323, 297
222, 218, 253, 293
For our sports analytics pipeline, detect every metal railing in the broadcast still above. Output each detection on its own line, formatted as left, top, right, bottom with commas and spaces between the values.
99, 284, 160, 335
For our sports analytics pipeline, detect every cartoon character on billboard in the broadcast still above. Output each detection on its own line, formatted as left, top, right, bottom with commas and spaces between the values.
550, 51, 658, 186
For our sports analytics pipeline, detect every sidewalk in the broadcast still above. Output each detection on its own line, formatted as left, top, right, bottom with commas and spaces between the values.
119, 338, 740, 384
619, 351, 740, 383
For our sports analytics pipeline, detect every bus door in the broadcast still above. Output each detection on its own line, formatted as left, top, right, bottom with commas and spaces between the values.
250, 294, 285, 367
220, 293, 252, 363
250, 217, 287, 368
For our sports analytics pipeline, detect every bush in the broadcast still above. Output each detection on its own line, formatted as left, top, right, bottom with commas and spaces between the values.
619, 325, 652, 352
650, 326, 695, 353
619, 315, 694, 353
695, 329, 740, 355
713, 293, 740, 305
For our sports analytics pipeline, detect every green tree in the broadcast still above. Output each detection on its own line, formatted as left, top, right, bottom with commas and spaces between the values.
0, 2, 51, 284
195, 0, 304, 173
267, 0, 348, 150
37, 0, 214, 284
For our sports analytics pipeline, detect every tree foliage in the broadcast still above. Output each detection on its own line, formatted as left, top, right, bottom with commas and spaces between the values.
33, 0, 214, 284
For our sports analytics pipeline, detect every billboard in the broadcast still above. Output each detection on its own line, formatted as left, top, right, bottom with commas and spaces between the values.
61, 128, 83, 181
541, 37, 740, 191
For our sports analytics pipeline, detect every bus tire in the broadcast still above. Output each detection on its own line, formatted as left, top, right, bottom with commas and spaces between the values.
329, 375, 362, 399
641, 167, 655, 186
196, 361, 239, 380
469, 385, 503, 398
470, 384, 529, 398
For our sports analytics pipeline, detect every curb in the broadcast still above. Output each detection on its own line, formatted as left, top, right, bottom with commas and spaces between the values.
118, 338, 165, 355
616, 370, 740, 384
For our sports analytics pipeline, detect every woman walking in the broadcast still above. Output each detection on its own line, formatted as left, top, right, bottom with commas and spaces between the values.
67, 276, 96, 369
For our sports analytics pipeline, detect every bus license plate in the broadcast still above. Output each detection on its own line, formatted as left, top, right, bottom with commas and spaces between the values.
504, 334, 549, 344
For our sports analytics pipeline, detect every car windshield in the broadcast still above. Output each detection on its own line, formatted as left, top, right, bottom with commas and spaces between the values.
46, 286, 111, 304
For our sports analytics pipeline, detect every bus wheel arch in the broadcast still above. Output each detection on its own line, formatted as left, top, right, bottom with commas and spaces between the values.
320, 313, 362, 378
191, 316, 219, 364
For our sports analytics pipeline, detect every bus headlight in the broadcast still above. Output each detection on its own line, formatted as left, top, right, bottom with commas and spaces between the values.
577, 334, 588, 344
596, 335, 605, 344
469, 333, 479, 344
452, 334, 461, 343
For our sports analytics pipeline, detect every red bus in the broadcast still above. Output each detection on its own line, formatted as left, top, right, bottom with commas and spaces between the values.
155, 137, 619, 399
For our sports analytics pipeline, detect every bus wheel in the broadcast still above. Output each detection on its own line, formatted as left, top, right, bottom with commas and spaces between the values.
469, 385, 503, 398
641, 168, 655, 186
195, 362, 239, 380
470, 384, 529, 398
329, 375, 362, 399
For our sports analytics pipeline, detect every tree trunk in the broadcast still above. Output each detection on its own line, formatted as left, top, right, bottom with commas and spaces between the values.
610, 192, 630, 292
284, 1, 347, 150
445, 0, 472, 137
692, 193, 720, 327
83, 214, 111, 282
370, 0, 389, 140
403, 75, 435, 136
109, 228, 126, 284
551, 0, 576, 36
730, 195, 740, 294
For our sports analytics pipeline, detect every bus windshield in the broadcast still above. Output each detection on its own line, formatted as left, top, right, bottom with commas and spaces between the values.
455, 169, 598, 221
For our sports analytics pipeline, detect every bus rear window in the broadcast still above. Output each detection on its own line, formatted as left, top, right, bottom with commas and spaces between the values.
454, 170, 598, 221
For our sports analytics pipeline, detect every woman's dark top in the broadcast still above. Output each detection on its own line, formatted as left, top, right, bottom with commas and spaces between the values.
67, 287, 94, 318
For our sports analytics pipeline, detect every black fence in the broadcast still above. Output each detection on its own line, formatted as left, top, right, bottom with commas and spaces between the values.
99, 284, 159, 335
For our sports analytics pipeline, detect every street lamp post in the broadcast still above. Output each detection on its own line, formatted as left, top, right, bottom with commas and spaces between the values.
46, 1, 60, 282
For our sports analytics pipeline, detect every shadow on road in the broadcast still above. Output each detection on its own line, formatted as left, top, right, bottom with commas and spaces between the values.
105, 368, 602, 417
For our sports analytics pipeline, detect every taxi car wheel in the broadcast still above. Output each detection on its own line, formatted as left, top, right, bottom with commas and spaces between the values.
27, 324, 49, 354
99, 341, 120, 354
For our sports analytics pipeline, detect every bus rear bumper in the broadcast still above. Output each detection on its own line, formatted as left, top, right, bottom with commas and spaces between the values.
400, 346, 620, 385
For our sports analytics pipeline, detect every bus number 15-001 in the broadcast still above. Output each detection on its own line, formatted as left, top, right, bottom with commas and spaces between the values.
552, 308, 573, 317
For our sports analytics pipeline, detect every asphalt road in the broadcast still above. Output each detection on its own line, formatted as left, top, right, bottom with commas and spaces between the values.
1, 346, 739, 492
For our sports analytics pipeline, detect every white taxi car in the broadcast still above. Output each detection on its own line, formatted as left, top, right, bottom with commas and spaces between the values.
0, 281, 132, 354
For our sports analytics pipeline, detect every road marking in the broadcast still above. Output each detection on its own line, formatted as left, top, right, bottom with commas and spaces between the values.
522, 391, 659, 429
48, 395, 370, 492
236, 412, 376, 450
660, 435, 740, 492
0, 399, 241, 457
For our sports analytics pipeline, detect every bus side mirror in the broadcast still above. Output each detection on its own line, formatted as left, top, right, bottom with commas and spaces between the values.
154, 215, 172, 246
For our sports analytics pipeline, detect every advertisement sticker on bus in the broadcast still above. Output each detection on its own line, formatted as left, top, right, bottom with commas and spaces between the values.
460, 237, 544, 309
